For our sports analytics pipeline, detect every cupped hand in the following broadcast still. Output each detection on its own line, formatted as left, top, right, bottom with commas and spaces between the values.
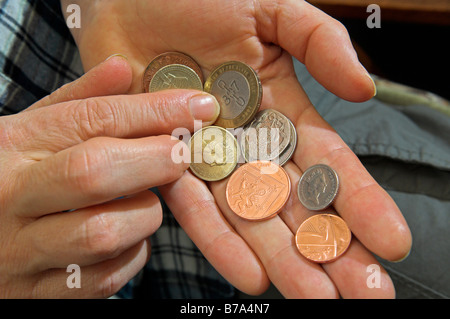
0, 56, 220, 298
65, 0, 412, 298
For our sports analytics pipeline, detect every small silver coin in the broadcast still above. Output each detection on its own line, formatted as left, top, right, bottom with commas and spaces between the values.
297, 164, 339, 211
240, 109, 291, 162
149, 64, 203, 92
278, 117, 297, 166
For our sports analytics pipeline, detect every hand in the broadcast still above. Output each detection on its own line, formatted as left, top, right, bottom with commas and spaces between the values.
0, 56, 220, 298
66, 0, 412, 298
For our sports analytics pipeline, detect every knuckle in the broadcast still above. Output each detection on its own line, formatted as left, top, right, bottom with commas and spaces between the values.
147, 96, 177, 132
95, 272, 123, 298
159, 136, 190, 176
330, 18, 349, 37
73, 98, 119, 139
83, 212, 121, 259
63, 139, 109, 199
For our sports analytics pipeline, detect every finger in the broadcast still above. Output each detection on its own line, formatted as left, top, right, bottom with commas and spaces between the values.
263, 74, 412, 262
256, 0, 376, 102
294, 104, 412, 261
158, 171, 270, 296
281, 162, 395, 298
26, 55, 132, 111
19, 190, 161, 271
322, 240, 395, 299
12, 89, 220, 153
30, 240, 150, 298
209, 176, 339, 299
13, 135, 188, 217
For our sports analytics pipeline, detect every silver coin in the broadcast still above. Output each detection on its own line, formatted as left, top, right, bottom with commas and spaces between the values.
297, 164, 339, 211
278, 117, 297, 166
240, 109, 291, 162
149, 64, 203, 92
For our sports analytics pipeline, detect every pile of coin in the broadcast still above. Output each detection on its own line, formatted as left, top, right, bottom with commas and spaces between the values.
142, 52, 296, 178
143, 52, 204, 93
295, 164, 351, 263
143, 52, 351, 263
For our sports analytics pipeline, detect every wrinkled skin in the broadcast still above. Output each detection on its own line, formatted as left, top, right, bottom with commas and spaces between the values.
0, 0, 411, 298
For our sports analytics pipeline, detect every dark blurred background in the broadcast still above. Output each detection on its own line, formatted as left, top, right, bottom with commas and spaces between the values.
307, 0, 450, 100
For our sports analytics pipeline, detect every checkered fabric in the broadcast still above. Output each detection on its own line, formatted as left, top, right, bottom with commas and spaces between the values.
0, 0, 235, 299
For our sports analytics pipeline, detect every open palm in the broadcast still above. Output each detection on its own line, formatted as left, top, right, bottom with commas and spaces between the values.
69, 0, 412, 298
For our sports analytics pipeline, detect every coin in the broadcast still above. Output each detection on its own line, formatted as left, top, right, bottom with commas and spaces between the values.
204, 61, 262, 128
240, 109, 291, 163
189, 126, 239, 181
297, 164, 339, 211
295, 213, 351, 263
148, 64, 203, 93
226, 161, 291, 221
143, 52, 204, 93
278, 117, 297, 166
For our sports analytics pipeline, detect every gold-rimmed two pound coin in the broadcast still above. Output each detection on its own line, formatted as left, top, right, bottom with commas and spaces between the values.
204, 61, 262, 128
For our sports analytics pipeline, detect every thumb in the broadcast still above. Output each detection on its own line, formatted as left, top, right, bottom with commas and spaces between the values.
256, 0, 376, 102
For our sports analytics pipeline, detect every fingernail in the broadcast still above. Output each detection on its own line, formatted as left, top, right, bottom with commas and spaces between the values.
105, 53, 128, 62
189, 93, 220, 124
365, 72, 377, 97
392, 248, 411, 263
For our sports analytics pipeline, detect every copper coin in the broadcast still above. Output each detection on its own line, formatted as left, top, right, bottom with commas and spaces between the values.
295, 213, 351, 263
226, 161, 291, 221
142, 52, 204, 92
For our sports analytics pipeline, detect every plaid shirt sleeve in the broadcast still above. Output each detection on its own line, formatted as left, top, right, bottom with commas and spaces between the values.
0, 0, 235, 299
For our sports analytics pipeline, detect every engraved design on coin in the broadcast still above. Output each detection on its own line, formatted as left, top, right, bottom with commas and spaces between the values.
226, 161, 290, 220
297, 164, 339, 211
204, 61, 262, 128
149, 64, 203, 92
189, 126, 238, 181
142, 52, 204, 93
295, 213, 351, 263
229, 171, 268, 212
213, 71, 250, 119
202, 135, 235, 166
241, 109, 291, 162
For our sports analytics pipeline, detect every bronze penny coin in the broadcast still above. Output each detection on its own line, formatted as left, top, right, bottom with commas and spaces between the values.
142, 52, 204, 92
295, 213, 351, 263
226, 161, 291, 221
